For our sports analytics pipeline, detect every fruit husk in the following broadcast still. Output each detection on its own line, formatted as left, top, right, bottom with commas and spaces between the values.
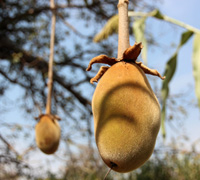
35, 114, 60, 154
92, 61, 161, 172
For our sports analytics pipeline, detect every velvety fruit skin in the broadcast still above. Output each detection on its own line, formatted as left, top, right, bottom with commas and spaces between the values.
92, 61, 161, 173
35, 115, 60, 154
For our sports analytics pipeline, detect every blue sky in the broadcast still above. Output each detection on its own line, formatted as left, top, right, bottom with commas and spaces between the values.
152, 0, 200, 150
1, 0, 200, 174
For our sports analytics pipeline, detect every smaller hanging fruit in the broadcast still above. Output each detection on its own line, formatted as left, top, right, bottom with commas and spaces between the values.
35, 114, 61, 154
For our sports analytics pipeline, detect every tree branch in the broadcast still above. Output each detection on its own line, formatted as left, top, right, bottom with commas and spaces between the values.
0, 134, 19, 156
128, 11, 200, 34
0, 69, 29, 89
58, 13, 89, 38
53, 74, 91, 108
0, 37, 91, 112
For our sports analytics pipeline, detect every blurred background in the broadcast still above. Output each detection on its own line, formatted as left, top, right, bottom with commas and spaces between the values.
0, 0, 200, 179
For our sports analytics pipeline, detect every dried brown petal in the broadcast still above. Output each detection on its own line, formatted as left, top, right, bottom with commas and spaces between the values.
90, 66, 110, 84
122, 42, 143, 61
86, 55, 118, 71
135, 62, 165, 80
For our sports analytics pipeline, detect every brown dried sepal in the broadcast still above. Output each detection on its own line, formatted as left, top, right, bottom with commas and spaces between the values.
86, 42, 165, 84
122, 42, 165, 80
90, 66, 110, 84
35, 114, 61, 121
135, 62, 165, 80
86, 55, 118, 71
122, 42, 143, 61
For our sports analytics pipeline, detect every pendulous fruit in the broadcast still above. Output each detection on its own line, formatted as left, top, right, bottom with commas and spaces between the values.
86, 42, 165, 173
35, 114, 60, 154
92, 61, 161, 172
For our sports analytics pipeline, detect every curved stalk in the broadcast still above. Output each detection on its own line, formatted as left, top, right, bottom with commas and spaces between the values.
46, 0, 56, 114
128, 11, 200, 34
117, 0, 130, 59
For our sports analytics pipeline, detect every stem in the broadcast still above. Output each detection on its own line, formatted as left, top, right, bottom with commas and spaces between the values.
46, 0, 56, 114
128, 11, 200, 34
103, 167, 112, 180
117, 0, 130, 59
103, 162, 116, 180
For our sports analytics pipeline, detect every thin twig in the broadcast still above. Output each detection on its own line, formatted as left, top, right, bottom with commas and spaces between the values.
103, 167, 113, 180
0, 134, 19, 156
128, 11, 200, 34
46, 0, 56, 114
0, 69, 28, 88
58, 13, 88, 38
103, 162, 117, 180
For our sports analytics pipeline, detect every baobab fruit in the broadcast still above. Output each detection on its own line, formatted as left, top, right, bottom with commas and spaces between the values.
86, 42, 165, 173
35, 114, 60, 154
92, 61, 161, 172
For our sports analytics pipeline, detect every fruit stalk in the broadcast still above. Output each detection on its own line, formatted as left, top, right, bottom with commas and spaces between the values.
46, 0, 56, 114
117, 0, 130, 59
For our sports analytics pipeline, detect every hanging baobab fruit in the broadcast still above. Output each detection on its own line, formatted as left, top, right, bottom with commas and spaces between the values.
35, 114, 61, 154
86, 0, 165, 173
35, 0, 61, 154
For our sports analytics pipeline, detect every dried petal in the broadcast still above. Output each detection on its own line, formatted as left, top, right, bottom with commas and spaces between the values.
90, 66, 110, 84
86, 55, 118, 71
122, 42, 143, 61
136, 62, 165, 80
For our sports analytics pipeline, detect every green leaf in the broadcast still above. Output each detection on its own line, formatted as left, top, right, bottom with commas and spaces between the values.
93, 14, 118, 43
133, 17, 148, 64
179, 31, 193, 47
150, 9, 164, 20
161, 53, 177, 102
12, 52, 23, 63
192, 33, 200, 107
84, 0, 89, 6
161, 105, 166, 139
161, 30, 193, 138
161, 53, 177, 139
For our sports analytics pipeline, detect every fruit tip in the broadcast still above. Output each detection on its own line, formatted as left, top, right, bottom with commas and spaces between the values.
90, 79, 96, 84
161, 76, 166, 80
135, 42, 143, 49
35, 116, 39, 121
86, 66, 91, 71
